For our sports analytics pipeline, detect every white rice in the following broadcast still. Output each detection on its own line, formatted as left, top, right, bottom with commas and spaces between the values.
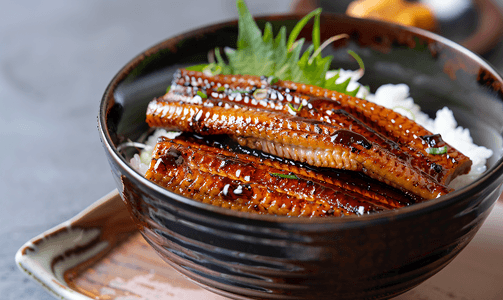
131, 70, 493, 190
130, 129, 181, 176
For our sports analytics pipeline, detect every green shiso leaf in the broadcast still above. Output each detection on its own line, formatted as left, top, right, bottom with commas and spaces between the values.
185, 64, 207, 72
214, 48, 233, 74
203, 63, 222, 76
185, 0, 363, 97
286, 8, 322, 52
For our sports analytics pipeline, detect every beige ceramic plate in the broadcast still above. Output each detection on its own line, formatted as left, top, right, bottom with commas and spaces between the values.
16, 190, 503, 299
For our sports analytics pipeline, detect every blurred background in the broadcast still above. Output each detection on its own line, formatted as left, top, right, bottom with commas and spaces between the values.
1, 1, 503, 299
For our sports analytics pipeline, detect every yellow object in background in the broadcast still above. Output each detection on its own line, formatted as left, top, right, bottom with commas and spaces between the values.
346, 0, 437, 31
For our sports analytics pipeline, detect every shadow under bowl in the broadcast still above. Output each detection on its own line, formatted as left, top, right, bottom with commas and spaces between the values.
98, 13, 503, 300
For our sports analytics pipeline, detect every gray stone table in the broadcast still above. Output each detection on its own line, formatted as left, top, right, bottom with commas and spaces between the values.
0, 1, 290, 299
1, 1, 502, 299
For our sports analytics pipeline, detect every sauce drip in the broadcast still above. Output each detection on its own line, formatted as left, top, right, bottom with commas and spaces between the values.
331, 130, 372, 150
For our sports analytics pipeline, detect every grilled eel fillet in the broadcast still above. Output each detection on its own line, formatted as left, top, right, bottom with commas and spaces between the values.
146, 137, 392, 216
146, 97, 452, 200
170, 69, 472, 185
161, 135, 420, 207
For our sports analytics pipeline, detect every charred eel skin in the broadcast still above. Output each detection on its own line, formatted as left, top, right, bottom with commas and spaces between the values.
145, 138, 386, 216
146, 98, 452, 199
165, 135, 420, 208
168, 85, 424, 181
172, 69, 471, 185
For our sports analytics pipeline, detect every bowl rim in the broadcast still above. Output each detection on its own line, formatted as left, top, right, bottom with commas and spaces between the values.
99, 12, 503, 225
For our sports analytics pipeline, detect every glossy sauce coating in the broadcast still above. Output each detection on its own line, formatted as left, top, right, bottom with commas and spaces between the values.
142, 69, 476, 214
172, 69, 471, 185
278, 80, 472, 184
147, 96, 452, 199
168, 134, 421, 207
145, 138, 386, 216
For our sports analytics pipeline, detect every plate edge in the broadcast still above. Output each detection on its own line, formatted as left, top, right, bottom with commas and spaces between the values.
15, 190, 121, 300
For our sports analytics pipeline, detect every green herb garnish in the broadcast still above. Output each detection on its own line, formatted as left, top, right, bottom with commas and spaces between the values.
185, 0, 361, 97
347, 50, 365, 73
363, 85, 370, 99
308, 34, 349, 64
252, 88, 268, 100
426, 146, 447, 155
216, 86, 226, 92
392, 106, 416, 121
184, 64, 207, 72
268, 76, 279, 85
231, 89, 249, 94
197, 90, 207, 98
270, 173, 299, 179
166, 86, 171, 94
287, 103, 303, 112
203, 63, 223, 76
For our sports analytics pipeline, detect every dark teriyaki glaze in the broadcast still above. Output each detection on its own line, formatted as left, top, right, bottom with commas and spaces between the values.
278, 79, 472, 184
170, 69, 471, 186
330, 130, 372, 151
186, 133, 423, 206
142, 68, 476, 213
146, 98, 452, 199
420, 134, 444, 148
146, 137, 392, 216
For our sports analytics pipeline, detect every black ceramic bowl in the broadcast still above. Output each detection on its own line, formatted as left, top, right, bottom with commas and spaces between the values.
99, 13, 503, 300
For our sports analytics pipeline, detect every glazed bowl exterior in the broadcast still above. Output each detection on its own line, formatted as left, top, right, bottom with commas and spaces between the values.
98, 13, 503, 299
